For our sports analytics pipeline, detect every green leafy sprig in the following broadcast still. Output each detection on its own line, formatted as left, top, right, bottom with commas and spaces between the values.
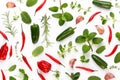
49, 0, 73, 26
65, 72, 80, 80
57, 41, 78, 58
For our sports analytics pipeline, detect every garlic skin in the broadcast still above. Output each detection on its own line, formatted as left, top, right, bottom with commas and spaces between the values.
76, 16, 84, 24
6, 2, 16, 8
95, 25, 105, 35
69, 58, 77, 68
104, 72, 115, 80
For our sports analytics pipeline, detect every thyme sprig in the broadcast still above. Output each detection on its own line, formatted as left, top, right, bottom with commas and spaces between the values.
41, 14, 52, 47
2, 11, 17, 37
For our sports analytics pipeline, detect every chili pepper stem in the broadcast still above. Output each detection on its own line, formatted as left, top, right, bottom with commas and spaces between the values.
60, 63, 65, 67
87, 41, 93, 52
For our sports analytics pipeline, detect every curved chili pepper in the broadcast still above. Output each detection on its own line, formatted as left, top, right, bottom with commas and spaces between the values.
22, 54, 32, 71
75, 66, 97, 72
87, 11, 101, 24
37, 71, 46, 80
1, 69, 6, 80
45, 53, 65, 67
105, 45, 118, 57
20, 24, 25, 52
34, 0, 47, 15
0, 30, 8, 40
9, 45, 12, 58
108, 25, 112, 44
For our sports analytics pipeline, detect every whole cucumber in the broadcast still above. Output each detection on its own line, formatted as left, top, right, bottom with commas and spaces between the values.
56, 27, 76, 41
31, 24, 39, 44
92, 54, 108, 69
92, 0, 112, 9
26, 0, 38, 7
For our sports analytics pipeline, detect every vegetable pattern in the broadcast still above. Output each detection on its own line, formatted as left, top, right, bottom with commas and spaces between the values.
0, 0, 120, 80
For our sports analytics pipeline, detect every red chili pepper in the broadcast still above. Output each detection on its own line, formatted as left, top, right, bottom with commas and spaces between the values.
45, 53, 65, 67
87, 11, 101, 24
37, 71, 46, 80
0, 30, 8, 40
37, 60, 51, 73
9, 45, 12, 58
0, 42, 8, 60
34, 0, 47, 15
108, 25, 112, 44
1, 69, 6, 80
75, 66, 97, 72
105, 45, 118, 57
20, 25, 25, 52
22, 54, 32, 71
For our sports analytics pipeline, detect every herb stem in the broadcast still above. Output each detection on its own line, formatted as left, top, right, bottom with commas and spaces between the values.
59, 0, 64, 14
87, 41, 93, 52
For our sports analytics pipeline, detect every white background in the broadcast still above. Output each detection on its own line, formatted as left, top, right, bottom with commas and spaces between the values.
0, 0, 120, 80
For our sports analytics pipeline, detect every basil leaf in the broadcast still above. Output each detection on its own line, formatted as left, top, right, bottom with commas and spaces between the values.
87, 32, 97, 41
60, 3, 68, 9
114, 52, 120, 63
72, 72, 80, 80
26, 0, 38, 7
115, 32, 120, 41
52, 13, 62, 19
9, 76, 16, 80
83, 29, 89, 37
32, 46, 44, 57
8, 65, 16, 72
63, 12, 73, 21
59, 18, 65, 26
82, 44, 90, 53
49, 6, 58, 12
96, 46, 105, 54
92, 37, 103, 44
88, 76, 101, 80
75, 35, 86, 43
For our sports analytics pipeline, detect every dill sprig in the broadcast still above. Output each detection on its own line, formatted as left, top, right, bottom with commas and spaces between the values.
2, 11, 17, 37
41, 14, 52, 47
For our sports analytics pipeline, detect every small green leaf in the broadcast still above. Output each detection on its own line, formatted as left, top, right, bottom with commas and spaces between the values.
75, 35, 86, 43
19, 69, 25, 74
68, 41, 72, 47
83, 29, 89, 37
9, 76, 16, 80
114, 52, 120, 63
52, 13, 62, 19
59, 19, 65, 26
8, 65, 16, 72
80, 55, 89, 63
72, 72, 80, 80
102, 19, 107, 25
77, 4, 81, 8
49, 6, 59, 12
87, 32, 97, 41
23, 74, 28, 80
92, 37, 103, 44
60, 3, 68, 9
88, 76, 101, 80
32, 46, 44, 57
96, 46, 106, 54
63, 12, 73, 21
82, 44, 90, 53
115, 32, 120, 41
110, 12, 115, 18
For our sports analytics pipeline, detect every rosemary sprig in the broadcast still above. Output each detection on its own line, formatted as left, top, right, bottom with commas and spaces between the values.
2, 11, 17, 37
41, 14, 52, 47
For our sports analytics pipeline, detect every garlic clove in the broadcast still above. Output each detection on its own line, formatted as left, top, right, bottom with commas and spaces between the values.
6, 2, 16, 8
76, 16, 84, 24
69, 58, 77, 68
95, 25, 105, 34
104, 72, 115, 80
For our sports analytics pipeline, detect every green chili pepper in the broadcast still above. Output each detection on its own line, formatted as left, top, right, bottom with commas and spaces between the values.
92, 54, 108, 69
30, 24, 39, 44
92, 0, 112, 9
56, 27, 76, 41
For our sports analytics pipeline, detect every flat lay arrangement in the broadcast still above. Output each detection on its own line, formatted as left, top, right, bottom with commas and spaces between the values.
0, 0, 120, 80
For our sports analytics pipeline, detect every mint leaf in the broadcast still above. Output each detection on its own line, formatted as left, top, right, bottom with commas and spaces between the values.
92, 37, 103, 44
63, 12, 73, 21
96, 46, 105, 54
75, 35, 86, 43
52, 13, 62, 19
60, 3, 68, 9
87, 32, 97, 41
49, 6, 58, 12
82, 44, 90, 53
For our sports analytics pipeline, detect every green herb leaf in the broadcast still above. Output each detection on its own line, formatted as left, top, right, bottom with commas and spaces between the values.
60, 3, 68, 9
72, 72, 80, 80
59, 19, 65, 26
26, 0, 38, 7
19, 69, 25, 74
9, 76, 16, 80
8, 65, 16, 72
114, 52, 120, 63
63, 12, 73, 21
75, 35, 86, 43
80, 55, 89, 63
110, 12, 115, 19
19, 69, 28, 80
87, 32, 97, 41
32, 46, 44, 57
96, 46, 106, 54
102, 19, 107, 25
23, 74, 28, 80
92, 37, 103, 44
82, 44, 90, 53
83, 29, 89, 37
115, 32, 120, 41
52, 13, 62, 19
88, 76, 101, 80
68, 41, 72, 47
49, 6, 59, 12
